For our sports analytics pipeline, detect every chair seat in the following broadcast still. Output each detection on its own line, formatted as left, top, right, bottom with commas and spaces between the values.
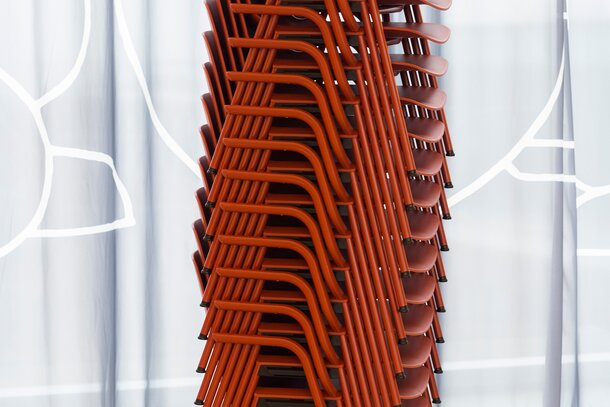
398, 366, 431, 399
406, 117, 445, 143
391, 54, 448, 77
403, 273, 436, 304
402, 304, 435, 336
407, 242, 437, 273
413, 149, 443, 176
384, 22, 451, 44
410, 179, 442, 208
397, 86, 447, 110
402, 396, 433, 407
407, 210, 440, 240
405, 242, 437, 273
400, 335, 433, 368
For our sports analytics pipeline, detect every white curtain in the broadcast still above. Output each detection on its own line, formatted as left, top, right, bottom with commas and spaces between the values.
0, 1, 608, 406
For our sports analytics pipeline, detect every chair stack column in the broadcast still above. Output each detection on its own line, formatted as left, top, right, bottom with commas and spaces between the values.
192, 0, 455, 405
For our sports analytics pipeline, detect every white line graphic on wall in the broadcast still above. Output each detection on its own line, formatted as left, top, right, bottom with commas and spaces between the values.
0, 0, 135, 259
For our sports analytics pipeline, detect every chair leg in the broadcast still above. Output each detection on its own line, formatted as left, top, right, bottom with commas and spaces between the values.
432, 276, 445, 313
428, 328, 443, 373
431, 303, 444, 343
438, 143, 453, 188
434, 250, 447, 283
433, 206, 449, 251
427, 361, 442, 404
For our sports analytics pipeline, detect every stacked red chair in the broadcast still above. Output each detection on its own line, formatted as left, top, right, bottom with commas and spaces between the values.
192, 0, 454, 405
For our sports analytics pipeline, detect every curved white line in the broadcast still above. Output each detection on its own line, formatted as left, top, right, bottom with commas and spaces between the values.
448, 48, 566, 208
31, 146, 136, 238
114, 0, 202, 179
36, 0, 91, 107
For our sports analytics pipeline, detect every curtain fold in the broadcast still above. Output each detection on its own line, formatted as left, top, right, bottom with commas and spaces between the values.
544, 2, 579, 405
